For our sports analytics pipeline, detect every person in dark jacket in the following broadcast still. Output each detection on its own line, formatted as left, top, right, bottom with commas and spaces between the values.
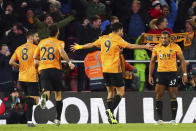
1, 23, 27, 55
0, 44, 13, 97
0, 87, 26, 124
77, 15, 102, 91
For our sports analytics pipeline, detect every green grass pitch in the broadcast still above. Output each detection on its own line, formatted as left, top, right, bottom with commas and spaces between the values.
0, 123, 196, 131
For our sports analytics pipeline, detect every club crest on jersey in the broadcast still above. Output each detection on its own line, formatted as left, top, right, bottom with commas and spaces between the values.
169, 49, 173, 53
159, 54, 163, 59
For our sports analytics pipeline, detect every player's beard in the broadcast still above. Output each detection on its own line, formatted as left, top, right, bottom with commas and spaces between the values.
33, 40, 39, 45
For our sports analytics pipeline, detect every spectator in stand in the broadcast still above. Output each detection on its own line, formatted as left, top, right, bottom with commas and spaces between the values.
0, 44, 13, 97
48, 1, 67, 41
59, 0, 72, 16
0, 0, 7, 15
127, 0, 150, 42
1, 23, 27, 55
187, 0, 196, 17
183, 19, 196, 60
20, 8, 36, 30
77, 15, 102, 91
80, 0, 105, 19
102, 16, 119, 35
48, 0, 63, 22
29, 13, 74, 40
162, 0, 177, 30
148, 16, 173, 34
0, 87, 26, 124
148, 0, 162, 19
0, 2, 18, 39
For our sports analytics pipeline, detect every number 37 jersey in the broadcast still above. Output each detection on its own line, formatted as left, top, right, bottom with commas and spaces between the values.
11, 42, 38, 82
93, 33, 129, 73
34, 37, 65, 72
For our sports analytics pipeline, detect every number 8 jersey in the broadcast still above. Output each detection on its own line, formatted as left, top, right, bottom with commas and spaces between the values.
11, 42, 38, 82
34, 37, 65, 72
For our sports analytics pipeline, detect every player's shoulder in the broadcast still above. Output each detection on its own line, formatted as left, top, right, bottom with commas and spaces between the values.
154, 43, 161, 49
39, 38, 49, 43
171, 43, 181, 48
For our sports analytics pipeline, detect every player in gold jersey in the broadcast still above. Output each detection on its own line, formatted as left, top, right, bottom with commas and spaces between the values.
34, 25, 75, 126
149, 31, 187, 125
9, 29, 39, 127
71, 22, 154, 124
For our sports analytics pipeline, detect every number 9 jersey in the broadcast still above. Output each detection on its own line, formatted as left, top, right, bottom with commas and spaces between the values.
93, 33, 129, 73
34, 37, 65, 72
11, 42, 38, 82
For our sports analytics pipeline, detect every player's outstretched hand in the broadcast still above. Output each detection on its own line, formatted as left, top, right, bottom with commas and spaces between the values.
70, 43, 83, 52
145, 43, 154, 51
148, 76, 154, 85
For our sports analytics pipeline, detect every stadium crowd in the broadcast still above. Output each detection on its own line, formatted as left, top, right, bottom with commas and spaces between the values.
0, 0, 196, 96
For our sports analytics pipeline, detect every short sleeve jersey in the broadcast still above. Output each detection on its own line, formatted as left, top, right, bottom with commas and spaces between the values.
11, 43, 38, 82
93, 33, 129, 73
152, 43, 182, 72
34, 37, 65, 72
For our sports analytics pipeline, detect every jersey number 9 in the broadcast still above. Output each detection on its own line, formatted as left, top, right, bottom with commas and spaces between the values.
41, 47, 55, 60
104, 40, 111, 52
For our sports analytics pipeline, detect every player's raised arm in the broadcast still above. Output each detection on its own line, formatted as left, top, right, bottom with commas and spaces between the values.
125, 43, 154, 51
70, 42, 95, 52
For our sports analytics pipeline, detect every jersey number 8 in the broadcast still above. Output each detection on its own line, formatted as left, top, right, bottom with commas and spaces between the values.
41, 47, 55, 60
21, 48, 28, 61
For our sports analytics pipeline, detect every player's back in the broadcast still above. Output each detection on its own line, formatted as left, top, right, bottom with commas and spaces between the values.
97, 33, 128, 73
37, 37, 64, 71
14, 42, 37, 82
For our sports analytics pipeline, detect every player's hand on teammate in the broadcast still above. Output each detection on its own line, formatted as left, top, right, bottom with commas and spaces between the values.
145, 43, 154, 51
70, 43, 83, 52
148, 76, 154, 85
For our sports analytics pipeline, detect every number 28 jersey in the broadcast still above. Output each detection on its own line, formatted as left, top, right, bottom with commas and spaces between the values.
34, 37, 65, 72
11, 42, 37, 82
93, 33, 129, 73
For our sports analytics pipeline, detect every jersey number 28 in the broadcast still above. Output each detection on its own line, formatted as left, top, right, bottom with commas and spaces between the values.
41, 47, 55, 60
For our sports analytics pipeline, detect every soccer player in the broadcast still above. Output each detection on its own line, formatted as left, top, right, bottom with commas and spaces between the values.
70, 22, 154, 124
9, 29, 40, 127
33, 25, 75, 126
149, 31, 187, 125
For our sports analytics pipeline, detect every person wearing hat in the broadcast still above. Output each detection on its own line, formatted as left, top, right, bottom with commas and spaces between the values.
148, 0, 163, 19
0, 87, 26, 124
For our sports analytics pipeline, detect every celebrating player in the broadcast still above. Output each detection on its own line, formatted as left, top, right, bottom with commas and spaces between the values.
9, 29, 40, 127
149, 31, 187, 125
70, 22, 154, 124
33, 25, 75, 126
